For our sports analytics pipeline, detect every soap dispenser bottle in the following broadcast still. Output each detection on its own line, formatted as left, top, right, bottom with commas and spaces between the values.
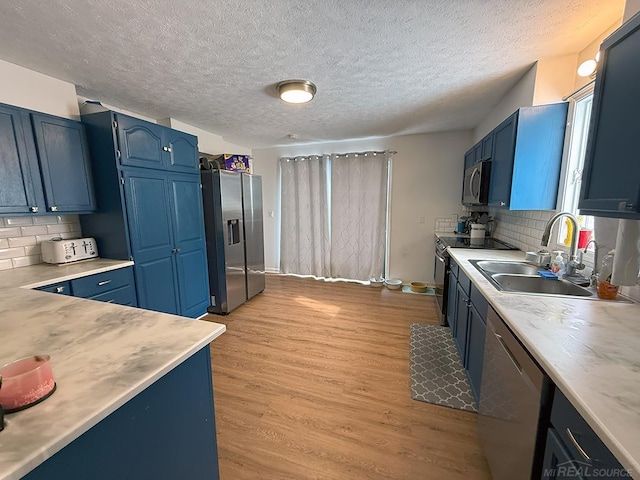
551, 251, 565, 277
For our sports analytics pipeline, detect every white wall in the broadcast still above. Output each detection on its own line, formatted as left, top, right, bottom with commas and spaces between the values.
0, 59, 79, 119
625, 0, 640, 19
252, 131, 472, 282
474, 65, 536, 140
158, 119, 251, 155
532, 54, 579, 105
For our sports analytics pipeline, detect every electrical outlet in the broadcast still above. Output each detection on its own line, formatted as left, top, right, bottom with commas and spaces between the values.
419, 216, 425, 224
451, 214, 458, 222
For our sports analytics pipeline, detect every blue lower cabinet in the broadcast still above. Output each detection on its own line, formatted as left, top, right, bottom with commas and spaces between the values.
466, 303, 486, 402
23, 347, 219, 480
35, 281, 72, 296
447, 269, 458, 334
543, 389, 628, 478
455, 283, 470, 365
35, 267, 137, 307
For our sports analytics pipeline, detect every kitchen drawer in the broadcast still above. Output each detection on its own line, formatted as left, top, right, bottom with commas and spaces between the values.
35, 281, 72, 296
87, 284, 137, 307
71, 267, 135, 298
458, 267, 471, 296
550, 389, 625, 476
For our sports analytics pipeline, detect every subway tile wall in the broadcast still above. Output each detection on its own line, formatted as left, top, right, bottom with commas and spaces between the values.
0, 215, 82, 270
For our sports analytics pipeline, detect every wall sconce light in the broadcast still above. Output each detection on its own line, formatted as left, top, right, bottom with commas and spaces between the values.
277, 80, 317, 104
577, 52, 600, 78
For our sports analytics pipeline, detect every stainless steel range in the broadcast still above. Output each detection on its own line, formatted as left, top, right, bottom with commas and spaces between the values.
433, 235, 517, 326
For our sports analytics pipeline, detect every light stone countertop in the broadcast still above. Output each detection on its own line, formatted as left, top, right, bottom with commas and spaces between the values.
448, 248, 640, 477
0, 259, 226, 480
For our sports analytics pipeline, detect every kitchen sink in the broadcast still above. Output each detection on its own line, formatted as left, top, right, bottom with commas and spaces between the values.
490, 274, 593, 297
470, 259, 599, 299
475, 261, 541, 276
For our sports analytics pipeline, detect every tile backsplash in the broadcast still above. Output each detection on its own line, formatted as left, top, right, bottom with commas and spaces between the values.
0, 215, 82, 270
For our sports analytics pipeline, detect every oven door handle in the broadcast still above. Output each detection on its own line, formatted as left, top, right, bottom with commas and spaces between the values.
435, 251, 446, 263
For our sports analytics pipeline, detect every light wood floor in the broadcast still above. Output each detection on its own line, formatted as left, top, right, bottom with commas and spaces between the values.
204, 275, 491, 480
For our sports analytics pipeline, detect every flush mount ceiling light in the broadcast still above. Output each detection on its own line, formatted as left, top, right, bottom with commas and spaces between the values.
277, 80, 317, 104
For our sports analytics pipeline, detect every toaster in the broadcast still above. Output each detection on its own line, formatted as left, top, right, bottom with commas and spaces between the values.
41, 237, 99, 264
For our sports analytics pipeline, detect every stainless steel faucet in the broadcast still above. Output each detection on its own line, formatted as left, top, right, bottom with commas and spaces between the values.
581, 239, 599, 287
541, 212, 580, 276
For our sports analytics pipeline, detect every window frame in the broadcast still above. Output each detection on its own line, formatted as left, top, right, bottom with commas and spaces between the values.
553, 84, 596, 263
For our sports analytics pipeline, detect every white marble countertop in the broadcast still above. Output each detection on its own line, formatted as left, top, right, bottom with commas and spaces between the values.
0, 260, 226, 480
447, 248, 640, 476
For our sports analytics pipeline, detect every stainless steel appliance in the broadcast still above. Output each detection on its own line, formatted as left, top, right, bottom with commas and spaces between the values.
41, 237, 98, 264
201, 170, 265, 314
462, 160, 491, 205
433, 235, 516, 325
478, 308, 551, 479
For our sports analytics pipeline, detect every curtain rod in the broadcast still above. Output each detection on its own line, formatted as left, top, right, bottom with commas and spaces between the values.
562, 79, 595, 101
282, 150, 397, 160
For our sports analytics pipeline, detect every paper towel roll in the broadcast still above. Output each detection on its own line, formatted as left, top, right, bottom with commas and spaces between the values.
594, 217, 619, 266
611, 219, 640, 286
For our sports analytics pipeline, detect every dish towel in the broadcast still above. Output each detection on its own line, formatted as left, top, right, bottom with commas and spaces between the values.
612, 219, 640, 286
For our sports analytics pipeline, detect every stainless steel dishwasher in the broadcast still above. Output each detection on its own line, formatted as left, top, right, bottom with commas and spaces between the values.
477, 307, 551, 480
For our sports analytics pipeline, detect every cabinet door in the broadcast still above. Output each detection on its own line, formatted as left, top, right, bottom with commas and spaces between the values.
123, 170, 179, 314
116, 114, 165, 170
488, 112, 518, 207
481, 133, 493, 160
0, 105, 41, 214
541, 428, 586, 480
168, 173, 210, 317
31, 114, 96, 213
467, 302, 486, 402
579, 14, 640, 219
473, 142, 483, 163
165, 129, 199, 174
446, 271, 458, 335
464, 148, 475, 171
455, 282, 470, 365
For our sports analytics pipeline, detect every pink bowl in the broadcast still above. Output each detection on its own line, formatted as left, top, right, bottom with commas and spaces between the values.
0, 355, 55, 410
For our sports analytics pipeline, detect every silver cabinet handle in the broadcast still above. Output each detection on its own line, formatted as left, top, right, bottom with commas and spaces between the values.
55, 286, 65, 293
50, 206, 58, 212
500, 201, 506, 206
97, 280, 112, 286
106, 299, 115, 303
30, 206, 39, 213
565, 428, 591, 462
162, 146, 172, 153
171, 248, 181, 253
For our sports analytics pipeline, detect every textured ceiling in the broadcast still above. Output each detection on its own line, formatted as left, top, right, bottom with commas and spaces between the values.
0, 0, 625, 148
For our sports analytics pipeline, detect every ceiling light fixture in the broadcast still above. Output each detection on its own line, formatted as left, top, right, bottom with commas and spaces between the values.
577, 56, 599, 78
277, 80, 317, 104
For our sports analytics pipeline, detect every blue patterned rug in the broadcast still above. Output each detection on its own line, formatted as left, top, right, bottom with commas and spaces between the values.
409, 323, 477, 412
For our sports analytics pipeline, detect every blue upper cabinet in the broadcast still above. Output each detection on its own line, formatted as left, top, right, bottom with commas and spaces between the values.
165, 129, 199, 173
116, 114, 165, 170
579, 13, 640, 219
0, 105, 41, 215
31, 113, 96, 213
0, 103, 95, 215
488, 103, 568, 210
115, 114, 198, 173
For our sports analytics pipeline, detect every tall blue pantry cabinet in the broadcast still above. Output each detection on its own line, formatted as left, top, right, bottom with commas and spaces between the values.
80, 111, 210, 318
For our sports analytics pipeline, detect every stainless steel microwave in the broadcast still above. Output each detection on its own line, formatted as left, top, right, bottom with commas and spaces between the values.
462, 160, 491, 205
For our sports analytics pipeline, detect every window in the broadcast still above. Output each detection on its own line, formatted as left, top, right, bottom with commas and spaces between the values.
555, 86, 595, 250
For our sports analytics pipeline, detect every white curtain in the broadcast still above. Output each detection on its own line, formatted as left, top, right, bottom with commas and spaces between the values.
330, 152, 389, 281
279, 155, 330, 277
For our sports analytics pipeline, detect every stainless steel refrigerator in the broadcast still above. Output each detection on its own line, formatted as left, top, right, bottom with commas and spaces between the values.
201, 170, 265, 314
